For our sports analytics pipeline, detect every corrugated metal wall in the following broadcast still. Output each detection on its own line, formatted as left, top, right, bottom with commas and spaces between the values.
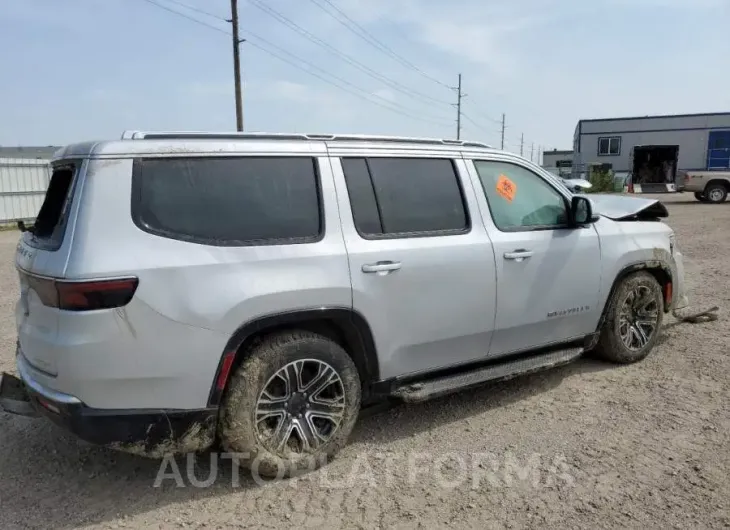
0, 158, 50, 224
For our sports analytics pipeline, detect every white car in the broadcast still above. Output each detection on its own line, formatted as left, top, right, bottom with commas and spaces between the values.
560, 177, 593, 193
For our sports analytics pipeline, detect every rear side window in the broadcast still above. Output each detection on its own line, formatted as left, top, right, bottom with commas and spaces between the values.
132, 157, 322, 246
341, 157, 469, 237
28, 161, 79, 251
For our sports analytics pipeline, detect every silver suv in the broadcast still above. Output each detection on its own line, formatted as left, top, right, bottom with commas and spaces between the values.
1, 131, 689, 477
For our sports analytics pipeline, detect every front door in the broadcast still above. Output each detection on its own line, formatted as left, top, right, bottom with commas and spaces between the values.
468, 158, 602, 357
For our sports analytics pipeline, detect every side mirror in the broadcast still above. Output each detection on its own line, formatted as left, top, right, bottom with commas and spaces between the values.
570, 196, 596, 225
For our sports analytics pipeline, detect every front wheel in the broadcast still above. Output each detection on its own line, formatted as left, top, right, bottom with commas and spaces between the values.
594, 272, 664, 364
219, 331, 361, 478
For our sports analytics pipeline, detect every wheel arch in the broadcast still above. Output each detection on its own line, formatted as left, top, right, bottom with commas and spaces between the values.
207, 307, 380, 407
596, 261, 673, 331
705, 178, 730, 191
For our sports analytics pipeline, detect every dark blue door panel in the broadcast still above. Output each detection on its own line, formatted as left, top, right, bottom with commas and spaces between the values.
707, 131, 730, 169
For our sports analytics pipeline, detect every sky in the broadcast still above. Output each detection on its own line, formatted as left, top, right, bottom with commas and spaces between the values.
1, 0, 729, 154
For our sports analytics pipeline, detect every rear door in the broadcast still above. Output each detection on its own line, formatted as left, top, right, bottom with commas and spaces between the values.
467, 157, 602, 357
331, 153, 498, 380
16, 159, 84, 375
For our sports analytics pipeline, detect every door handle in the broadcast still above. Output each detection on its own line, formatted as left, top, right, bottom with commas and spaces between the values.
362, 261, 402, 274
504, 249, 534, 260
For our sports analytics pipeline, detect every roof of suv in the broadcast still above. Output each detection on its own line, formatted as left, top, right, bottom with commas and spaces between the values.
52, 131, 501, 160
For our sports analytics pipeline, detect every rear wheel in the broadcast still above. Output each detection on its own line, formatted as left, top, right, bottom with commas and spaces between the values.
594, 272, 664, 364
694, 192, 708, 202
705, 183, 728, 204
219, 331, 361, 478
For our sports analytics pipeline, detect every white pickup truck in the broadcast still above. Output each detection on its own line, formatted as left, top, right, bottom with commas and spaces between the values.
680, 170, 730, 203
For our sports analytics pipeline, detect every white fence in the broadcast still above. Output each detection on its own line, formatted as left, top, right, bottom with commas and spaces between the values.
0, 158, 50, 224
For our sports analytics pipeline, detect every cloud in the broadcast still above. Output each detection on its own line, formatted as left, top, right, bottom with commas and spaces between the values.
372, 88, 396, 102
604, 0, 725, 7
84, 88, 131, 103
182, 81, 233, 97
320, 0, 554, 75
264, 80, 354, 113
269, 80, 313, 102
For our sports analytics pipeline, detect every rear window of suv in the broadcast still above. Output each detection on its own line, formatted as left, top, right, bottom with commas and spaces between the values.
28, 161, 79, 251
132, 156, 323, 246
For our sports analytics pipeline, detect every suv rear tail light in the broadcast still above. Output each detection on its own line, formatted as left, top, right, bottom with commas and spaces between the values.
24, 274, 138, 311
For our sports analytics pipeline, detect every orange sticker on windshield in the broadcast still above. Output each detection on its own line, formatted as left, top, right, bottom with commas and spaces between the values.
496, 174, 517, 202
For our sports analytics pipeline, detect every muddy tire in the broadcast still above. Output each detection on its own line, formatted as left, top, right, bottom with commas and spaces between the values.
219, 331, 361, 479
594, 272, 664, 364
704, 183, 728, 204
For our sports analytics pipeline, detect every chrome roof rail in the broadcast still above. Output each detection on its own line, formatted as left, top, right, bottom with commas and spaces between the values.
120, 131, 493, 148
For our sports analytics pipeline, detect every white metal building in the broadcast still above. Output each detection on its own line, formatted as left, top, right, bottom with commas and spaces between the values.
0, 146, 60, 160
541, 149, 574, 177
0, 158, 52, 224
572, 112, 730, 192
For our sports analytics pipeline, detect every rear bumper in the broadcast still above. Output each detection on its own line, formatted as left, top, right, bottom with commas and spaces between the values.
2, 352, 217, 458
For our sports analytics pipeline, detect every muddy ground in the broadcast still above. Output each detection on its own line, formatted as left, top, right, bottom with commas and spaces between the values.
0, 194, 728, 529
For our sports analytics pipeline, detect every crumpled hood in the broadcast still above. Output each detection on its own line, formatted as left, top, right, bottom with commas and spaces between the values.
588, 194, 669, 220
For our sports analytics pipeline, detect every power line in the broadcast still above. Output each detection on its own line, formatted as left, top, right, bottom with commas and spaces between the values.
461, 99, 503, 126
239, 29, 453, 124
245, 40, 451, 126
154, 0, 226, 20
246, 0, 452, 109
306, 0, 452, 90
461, 113, 500, 141
461, 96, 545, 152
140, 0, 228, 32
138, 0, 453, 128
140, 0, 535, 143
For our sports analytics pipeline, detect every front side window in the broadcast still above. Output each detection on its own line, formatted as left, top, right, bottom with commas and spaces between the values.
473, 160, 569, 231
132, 156, 322, 246
598, 136, 621, 156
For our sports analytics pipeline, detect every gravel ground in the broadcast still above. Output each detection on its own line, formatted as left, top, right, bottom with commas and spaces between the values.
0, 194, 728, 529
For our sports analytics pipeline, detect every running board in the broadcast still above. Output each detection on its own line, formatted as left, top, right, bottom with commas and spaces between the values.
391, 347, 584, 403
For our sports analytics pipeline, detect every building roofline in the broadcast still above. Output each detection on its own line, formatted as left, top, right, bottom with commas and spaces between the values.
543, 149, 573, 155
578, 111, 730, 125
0, 146, 61, 151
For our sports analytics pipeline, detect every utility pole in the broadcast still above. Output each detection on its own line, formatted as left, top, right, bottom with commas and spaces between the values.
500, 113, 506, 150
229, 0, 244, 131
520, 133, 524, 156
530, 143, 535, 162
454, 74, 464, 140
538, 145, 542, 165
